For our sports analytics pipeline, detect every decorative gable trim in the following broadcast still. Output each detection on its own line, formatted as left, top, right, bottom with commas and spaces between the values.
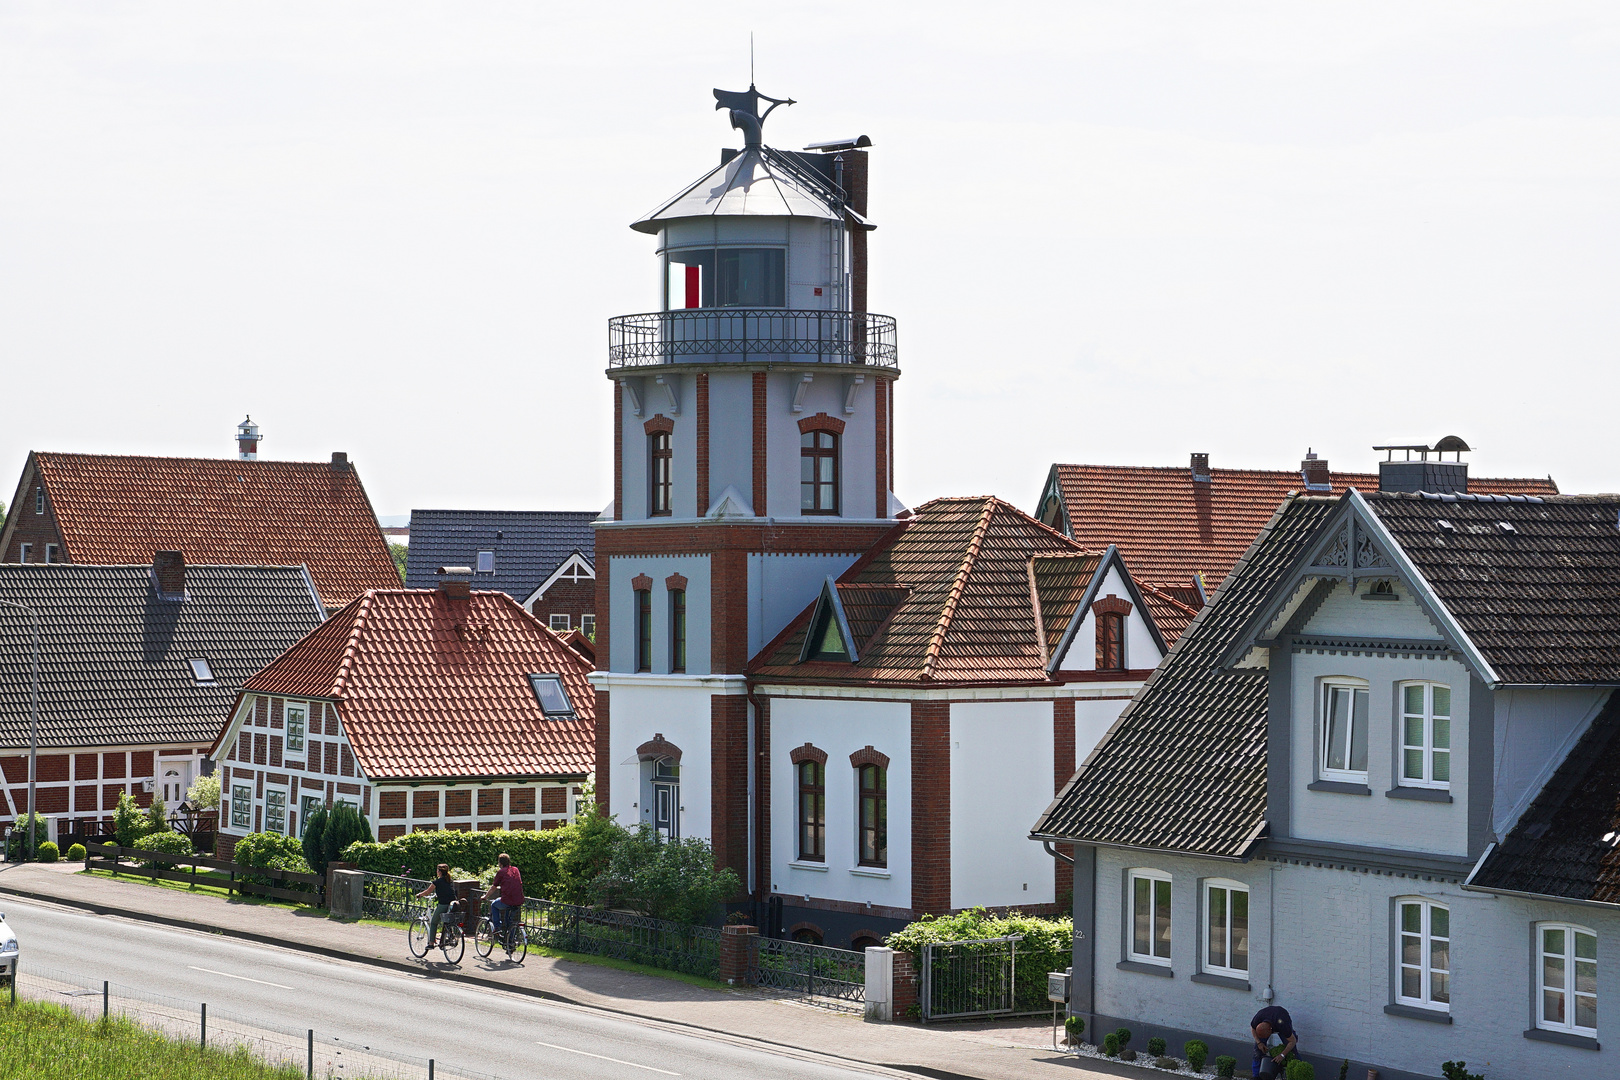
1033, 464, 1069, 536
790, 742, 829, 766
636, 733, 682, 762
643, 414, 674, 436
849, 745, 890, 770
521, 551, 595, 609
797, 412, 846, 435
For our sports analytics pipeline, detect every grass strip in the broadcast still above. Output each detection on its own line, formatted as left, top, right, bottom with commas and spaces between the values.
80, 868, 306, 913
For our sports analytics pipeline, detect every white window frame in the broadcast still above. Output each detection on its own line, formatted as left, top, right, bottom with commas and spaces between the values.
1128, 869, 1173, 966
17, 543, 31, 563
476, 550, 495, 574
1396, 898, 1451, 1012
285, 703, 307, 754
581, 613, 596, 638
1202, 879, 1250, 979
34, 488, 43, 514
549, 614, 572, 632
264, 784, 289, 836
1538, 923, 1597, 1037
188, 658, 215, 684
44, 543, 59, 564
1399, 682, 1452, 789
230, 782, 252, 830
298, 793, 323, 838
1319, 678, 1371, 783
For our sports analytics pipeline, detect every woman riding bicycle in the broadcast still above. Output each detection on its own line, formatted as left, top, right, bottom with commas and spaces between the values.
416, 864, 457, 945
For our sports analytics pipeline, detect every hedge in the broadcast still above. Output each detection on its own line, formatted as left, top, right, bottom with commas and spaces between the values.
132, 831, 194, 867
886, 907, 1073, 1013
342, 828, 566, 894
231, 831, 315, 889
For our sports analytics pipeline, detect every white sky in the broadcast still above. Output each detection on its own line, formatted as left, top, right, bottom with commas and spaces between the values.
3, 2, 1617, 519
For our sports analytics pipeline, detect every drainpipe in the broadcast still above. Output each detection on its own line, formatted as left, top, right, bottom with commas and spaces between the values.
1264, 864, 1278, 1002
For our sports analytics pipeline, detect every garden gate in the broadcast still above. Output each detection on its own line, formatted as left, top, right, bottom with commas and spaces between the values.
918, 935, 1021, 1022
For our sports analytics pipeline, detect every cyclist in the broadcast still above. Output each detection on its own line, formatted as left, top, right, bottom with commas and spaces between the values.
484, 852, 523, 947
415, 864, 457, 946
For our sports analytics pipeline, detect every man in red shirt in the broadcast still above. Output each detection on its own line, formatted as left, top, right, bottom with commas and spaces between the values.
485, 852, 524, 945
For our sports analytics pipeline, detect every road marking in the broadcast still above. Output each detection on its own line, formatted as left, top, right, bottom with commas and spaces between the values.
188, 966, 293, 990
536, 1040, 680, 1075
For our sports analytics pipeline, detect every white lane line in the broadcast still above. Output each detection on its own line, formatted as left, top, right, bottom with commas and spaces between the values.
536, 1040, 680, 1075
187, 966, 294, 990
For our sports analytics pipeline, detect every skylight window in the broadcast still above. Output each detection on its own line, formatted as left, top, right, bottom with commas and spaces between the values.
528, 674, 574, 717
476, 550, 495, 574
188, 658, 215, 684
1497, 521, 1517, 534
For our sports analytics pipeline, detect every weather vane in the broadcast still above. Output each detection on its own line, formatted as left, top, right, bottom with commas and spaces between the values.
714, 38, 793, 149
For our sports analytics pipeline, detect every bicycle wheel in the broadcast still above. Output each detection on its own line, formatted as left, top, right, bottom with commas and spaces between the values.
440, 925, 465, 965
407, 915, 430, 958
474, 917, 495, 959
509, 924, 528, 963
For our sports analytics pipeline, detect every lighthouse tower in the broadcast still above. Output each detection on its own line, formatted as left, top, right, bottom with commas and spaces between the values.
593, 87, 900, 891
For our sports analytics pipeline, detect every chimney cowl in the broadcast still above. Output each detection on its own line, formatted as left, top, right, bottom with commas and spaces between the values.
152, 550, 187, 600
436, 565, 472, 601
1190, 452, 1211, 483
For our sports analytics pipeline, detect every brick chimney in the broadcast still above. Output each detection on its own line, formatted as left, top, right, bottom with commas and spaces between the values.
1300, 449, 1332, 491
436, 565, 472, 601
330, 451, 350, 471
153, 551, 186, 600
1190, 452, 1211, 483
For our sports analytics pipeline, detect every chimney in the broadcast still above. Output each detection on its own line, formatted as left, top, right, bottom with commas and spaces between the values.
236, 416, 261, 461
153, 551, 186, 600
1375, 437, 1470, 495
436, 565, 472, 601
1190, 452, 1211, 483
1300, 449, 1332, 491
330, 451, 350, 471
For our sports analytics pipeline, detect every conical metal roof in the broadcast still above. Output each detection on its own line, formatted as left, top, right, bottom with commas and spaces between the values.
632, 146, 843, 234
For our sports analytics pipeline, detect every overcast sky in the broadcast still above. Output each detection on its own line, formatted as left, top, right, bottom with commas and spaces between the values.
3, 2, 1617, 520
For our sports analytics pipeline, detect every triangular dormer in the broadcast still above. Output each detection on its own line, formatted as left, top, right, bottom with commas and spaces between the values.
1036, 545, 1169, 676
799, 577, 860, 663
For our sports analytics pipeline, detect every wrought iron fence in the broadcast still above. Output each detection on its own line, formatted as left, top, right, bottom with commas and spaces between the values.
515, 898, 724, 980
751, 936, 864, 1011
361, 871, 432, 924
608, 309, 898, 369
919, 935, 1021, 1023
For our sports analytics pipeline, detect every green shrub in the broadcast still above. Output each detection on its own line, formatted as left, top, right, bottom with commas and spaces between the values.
232, 832, 313, 887
144, 796, 169, 835
549, 803, 628, 904
300, 804, 330, 875
1114, 1027, 1132, 1048
1148, 1036, 1167, 1056
1157, 1057, 1179, 1070
66, 842, 87, 862
3, 813, 48, 860
342, 827, 566, 892
1216, 1055, 1238, 1078
590, 826, 741, 924
1185, 1040, 1209, 1072
320, 802, 372, 871
1102, 1032, 1120, 1057
132, 830, 193, 867
36, 840, 59, 863
1063, 1015, 1084, 1043
886, 906, 1074, 1012
112, 792, 150, 848
186, 773, 221, 810
1440, 1064, 1483, 1080
1285, 1060, 1315, 1080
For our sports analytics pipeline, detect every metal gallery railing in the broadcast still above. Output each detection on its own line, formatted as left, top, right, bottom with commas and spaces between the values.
751, 935, 865, 1011
608, 309, 898, 369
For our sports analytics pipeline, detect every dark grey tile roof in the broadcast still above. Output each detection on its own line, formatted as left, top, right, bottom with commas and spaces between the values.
0, 564, 325, 749
404, 510, 596, 603
1030, 495, 1338, 857
1365, 493, 1620, 685
1469, 690, 1620, 905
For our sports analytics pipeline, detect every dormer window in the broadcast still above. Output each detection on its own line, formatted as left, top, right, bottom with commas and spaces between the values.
805, 602, 851, 662
1363, 580, 1397, 601
476, 550, 495, 574
1096, 611, 1125, 671
528, 674, 575, 718
188, 658, 216, 684
1320, 679, 1369, 782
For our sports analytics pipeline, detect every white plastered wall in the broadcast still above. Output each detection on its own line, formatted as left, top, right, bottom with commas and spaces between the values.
949, 700, 1056, 909
747, 552, 862, 658
605, 680, 716, 842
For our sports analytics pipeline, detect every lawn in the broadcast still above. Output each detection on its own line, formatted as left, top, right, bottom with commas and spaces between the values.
80, 868, 308, 914
0, 999, 346, 1080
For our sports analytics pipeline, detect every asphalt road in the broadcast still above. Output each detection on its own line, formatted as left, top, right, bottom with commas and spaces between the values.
1, 896, 903, 1080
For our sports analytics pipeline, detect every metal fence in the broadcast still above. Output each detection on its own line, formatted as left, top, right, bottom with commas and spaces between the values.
361, 871, 432, 924
751, 935, 864, 1012
919, 935, 1021, 1023
608, 308, 899, 369
6, 961, 501, 1080
516, 898, 724, 980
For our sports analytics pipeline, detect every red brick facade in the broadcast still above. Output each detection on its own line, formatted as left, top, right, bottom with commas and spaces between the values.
3, 467, 65, 563
528, 578, 595, 634
695, 373, 710, 514
910, 701, 951, 915
710, 694, 749, 893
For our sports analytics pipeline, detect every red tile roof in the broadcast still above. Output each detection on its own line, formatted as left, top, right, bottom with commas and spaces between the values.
15, 452, 400, 608
231, 589, 594, 781
1138, 582, 1202, 643
1043, 464, 1559, 591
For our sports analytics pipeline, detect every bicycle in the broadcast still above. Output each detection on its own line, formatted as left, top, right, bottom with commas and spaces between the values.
475, 907, 528, 963
408, 900, 466, 964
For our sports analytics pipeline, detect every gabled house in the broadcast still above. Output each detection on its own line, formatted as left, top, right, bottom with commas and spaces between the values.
210, 576, 594, 854
0, 554, 325, 840
0, 450, 400, 610
1031, 480, 1620, 1079
404, 509, 597, 634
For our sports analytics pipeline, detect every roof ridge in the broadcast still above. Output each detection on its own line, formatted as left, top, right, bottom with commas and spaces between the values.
922, 497, 997, 680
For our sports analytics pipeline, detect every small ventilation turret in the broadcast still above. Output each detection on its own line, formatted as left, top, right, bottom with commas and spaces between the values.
1374, 438, 1470, 494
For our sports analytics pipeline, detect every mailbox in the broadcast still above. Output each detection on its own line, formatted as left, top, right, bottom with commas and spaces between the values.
1047, 970, 1070, 1004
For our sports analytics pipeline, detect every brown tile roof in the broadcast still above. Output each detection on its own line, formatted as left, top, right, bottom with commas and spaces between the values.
1045, 463, 1559, 591
1030, 553, 1104, 663
1138, 582, 1202, 644
752, 497, 1112, 686
229, 589, 594, 781
16, 452, 400, 609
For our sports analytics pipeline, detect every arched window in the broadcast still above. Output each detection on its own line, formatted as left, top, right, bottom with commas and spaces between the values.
801, 431, 839, 515
648, 431, 672, 516
1202, 878, 1249, 978
1538, 923, 1597, 1036
669, 589, 686, 674
797, 759, 825, 861
857, 763, 887, 867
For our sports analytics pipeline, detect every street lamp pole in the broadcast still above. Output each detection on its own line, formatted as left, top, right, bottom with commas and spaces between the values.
0, 600, 40, 861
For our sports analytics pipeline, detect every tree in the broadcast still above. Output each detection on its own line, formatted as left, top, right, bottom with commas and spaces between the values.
321, 802, 373, 870
388, 543, 407, 583
112, 791, 149, 848
144, 796, 170, 834
301, 803, 330, 874
590, 825, 740, 924
185, 773, 221, 810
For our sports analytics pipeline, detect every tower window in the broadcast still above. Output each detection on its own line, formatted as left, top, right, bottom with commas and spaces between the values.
34, 487, 44, 514
801, 431, 839, 515
1096, 611, 1125, 671
649, 431, 672, 516
635, 589, 652, 672
669, 589, 686, 674
716, 248, 785, 307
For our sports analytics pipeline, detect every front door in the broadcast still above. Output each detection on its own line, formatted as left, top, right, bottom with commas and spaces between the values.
160, 761, 192, 808
653, 782, 679, 839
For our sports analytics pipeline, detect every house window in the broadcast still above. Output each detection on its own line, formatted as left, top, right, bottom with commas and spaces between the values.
635, 590, 652, 672
797, 760, 825, 862
44, 543, 60, 564
716, 248, 786, 307
188, 658, 215, 684
17, 543, 31, 563
581, 614, 596, 638
264, 787, 288, 835
285, 703, 306, 752
231, 783, 252, 830
1129, 869, 1173, 966
549, 614, 572, 632
669, 590, 686, 674
649, 431, 672, 516
857, 764, 887, 867
476, 550, 495, 574
1400, 683, 1451, 788
299, 794, 323, 838
1096, 612, 1125, 671
1320, 680, 1370, 782
1204, 880, 1249, 978
1397, 899, 1450, 1011
1538, 924, 1597, 1036
800, 431, 839, 514
528, 674, 574, 717
34, 487, 43, 514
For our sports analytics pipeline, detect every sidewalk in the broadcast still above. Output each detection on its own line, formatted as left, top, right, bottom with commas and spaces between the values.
0, 861, 1121, 1080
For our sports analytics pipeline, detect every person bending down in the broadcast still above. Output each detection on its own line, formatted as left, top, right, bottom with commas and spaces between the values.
1249, 1004, 1298, 1078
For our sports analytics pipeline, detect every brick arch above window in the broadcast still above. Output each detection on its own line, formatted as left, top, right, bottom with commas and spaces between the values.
849, 745, 890, 770
665, 573, 688, 591
630, 573, 653, 591
644, 414, 675, 435
636, 733, 682, 762
790, 742, 829, 766
1092, 594, 1133, 617
797, 412, 846, 435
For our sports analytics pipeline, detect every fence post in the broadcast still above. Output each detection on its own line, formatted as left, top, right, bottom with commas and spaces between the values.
307, 1029, 313, 1078
864, 947, 894, 1021
200, 1002, 206, 1049
102, 980, 108, 1019
428, 1059, 435, 1080
719, 924, 757, 985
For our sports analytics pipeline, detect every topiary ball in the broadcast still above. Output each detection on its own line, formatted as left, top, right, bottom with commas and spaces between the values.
1148, 1036, 1168, 1056
1185, 1040, 1210, 1072
36, 840, 59, 863
66, 842, 87, 862
1215, 1054, 1239, 1078
1103, 1033, 1120, 1057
